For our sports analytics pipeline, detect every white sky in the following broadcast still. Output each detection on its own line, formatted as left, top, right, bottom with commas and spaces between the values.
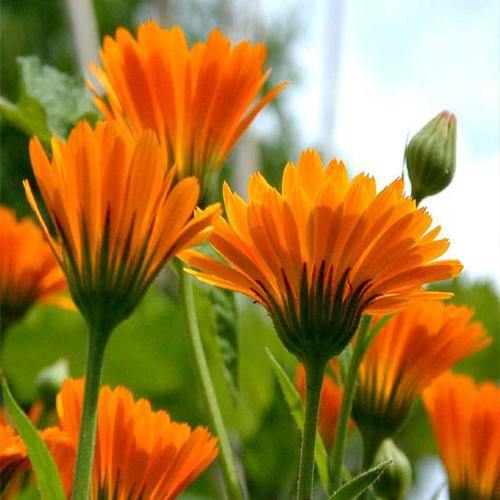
273, 0, 499, 288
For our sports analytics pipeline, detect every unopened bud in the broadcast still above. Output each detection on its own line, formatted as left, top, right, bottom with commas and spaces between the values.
405, 110, 456, 204
36, 358, 69, 409
373, 439, 412, 500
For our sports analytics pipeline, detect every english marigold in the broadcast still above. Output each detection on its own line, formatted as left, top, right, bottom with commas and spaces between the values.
88, 21, 286, 200
24, 120, 220, 334
181, 149, 462, 362
49, 379, 218, 499
0, 206, 70, 332
296, 362, 351, 447
0, 419, 70, 496
353, 300, 491, 438
423, 372, 500, 500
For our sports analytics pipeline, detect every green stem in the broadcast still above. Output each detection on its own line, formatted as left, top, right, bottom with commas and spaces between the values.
71, 328, 108, 500
330, 315, 371, 491
297, 358, 327, 500
177, 262, 243, 500
359, 430, 383, 500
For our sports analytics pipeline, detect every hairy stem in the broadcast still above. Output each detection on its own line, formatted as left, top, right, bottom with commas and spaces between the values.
330, 315, 371, 490
177, 261, 243, 500
297, 357, 327, 500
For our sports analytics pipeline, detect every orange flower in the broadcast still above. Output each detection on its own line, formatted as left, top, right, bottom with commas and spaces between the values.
296, 362, 352, 447
182, 149, 462, 361
423, 373, 500, 500
0, 420, 70, 496
0, 423, 28, 488
88, 21, 286, 199
24, 120, 220, 333
0, 206, 70, 331
50, 379, 218, 499
354, 301, 490, 437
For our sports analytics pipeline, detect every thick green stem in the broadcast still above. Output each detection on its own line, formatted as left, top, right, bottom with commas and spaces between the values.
330, 315, 371, 491
297, 358, 327, 500
72, 329, 108, 500
177, 262, 243, 500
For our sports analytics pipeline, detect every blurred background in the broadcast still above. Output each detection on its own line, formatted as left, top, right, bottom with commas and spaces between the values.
1, 1, 499, 499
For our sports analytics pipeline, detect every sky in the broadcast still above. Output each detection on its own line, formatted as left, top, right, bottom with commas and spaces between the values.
276, 0, 499, 289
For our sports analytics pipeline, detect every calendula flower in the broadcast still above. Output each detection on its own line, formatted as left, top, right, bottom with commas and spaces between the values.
88, 21, 286, 200
423, 373, 500, 500
354, 301, 490, 439
0, 206, 70, 332
24, 120, 220, 334
0, 423, 27, 488
0, 420, 70, 496
296, 362, 351, 447
182, 150, 462, 362
49, 379, 218, 499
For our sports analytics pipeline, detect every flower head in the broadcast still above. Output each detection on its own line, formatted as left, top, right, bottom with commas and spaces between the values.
88, 21, 286, 200
0, 422, 28, 488
24, 120, 220, 333
423, 373, 500, 500
50, 379, 218, 499
296, 362, 350, 447
0, 206, 70, 331
354, 301, 490, 437
182, 150, 462, 362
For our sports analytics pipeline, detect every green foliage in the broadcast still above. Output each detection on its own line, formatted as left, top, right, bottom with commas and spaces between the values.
266, 348, 331, 494
328, 461, 390, 500
1, 376, 65, 500
0, 56, 96, 142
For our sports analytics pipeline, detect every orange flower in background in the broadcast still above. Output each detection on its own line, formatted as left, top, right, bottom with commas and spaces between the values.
89, 21, 286, 199
354, 300, 490, 437
296, 362, 352, 447
24, 120, 220, 333
182, 149, 462, 361
0, 207, 70, 332
423, 373, 500, 500
50, 379, 218, 499
0, 418, 70, 496
0, 423, 28, 488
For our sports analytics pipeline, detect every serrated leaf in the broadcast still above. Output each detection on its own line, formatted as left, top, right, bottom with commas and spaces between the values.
266, 348, 331, 493
0, 56, 96, 141
206, 287, 239, 403
328, 460, 391, 500
1, 375, 65, 500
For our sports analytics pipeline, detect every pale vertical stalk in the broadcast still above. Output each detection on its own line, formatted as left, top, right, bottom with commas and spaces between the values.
176, 261, 243, 500
65, 0, 100, 78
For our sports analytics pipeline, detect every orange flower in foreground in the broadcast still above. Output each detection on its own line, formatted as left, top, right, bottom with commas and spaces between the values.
182, 150, 462, 361
0, 206, 70, 331
296, 363, 352, 447
24, 120, 220, 333
354, 300, 490, 437
423, 373, 500, 500
88, 21, 286, 199
51, 379, 218, 499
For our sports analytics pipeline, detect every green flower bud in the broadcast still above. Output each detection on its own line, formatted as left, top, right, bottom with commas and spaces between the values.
373, 439, 412, 500
405, 110, 456, 204
36, 358, 69, 409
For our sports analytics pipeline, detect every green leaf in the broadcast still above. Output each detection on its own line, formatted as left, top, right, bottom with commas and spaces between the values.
328, 460, 391, 500
1, 375, 65, 500
0, 56, 96, 141
205, 287, 239, 403
266, 348, 331, 493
